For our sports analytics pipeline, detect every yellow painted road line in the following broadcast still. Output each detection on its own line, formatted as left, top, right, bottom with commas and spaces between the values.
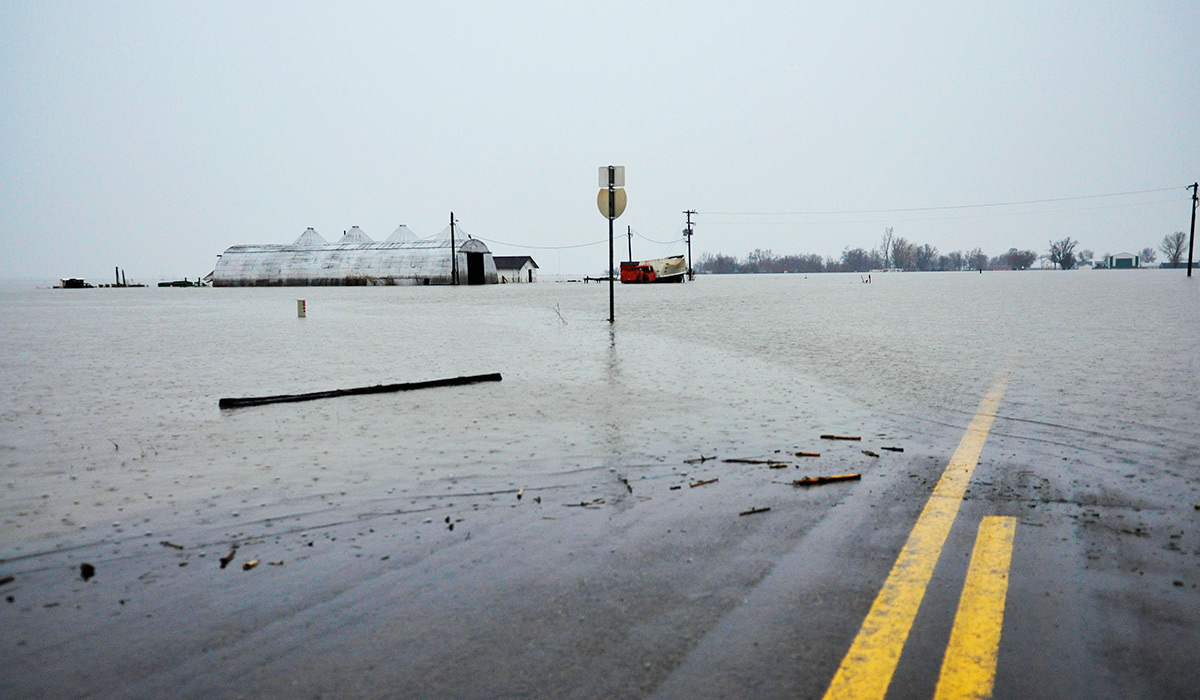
821, 374, 1008, 700
933, 516, 1017, 700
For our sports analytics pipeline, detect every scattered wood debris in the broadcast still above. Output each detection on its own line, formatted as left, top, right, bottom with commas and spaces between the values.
564, 498, 606, 507
723, 458, 774, 464
618, 475, 633, 493
862, 450, 880, 458
684, 455, 716, 464
517, 487, 524, 500
881, 446, 904, 452
0, 575, 13, 587
219, 372, 503, 409
795, 451, 821, 458
690, 478, 719, 488
669, 485, 682, 490
821, 434, 861, 441
159, 541, 184, 550
242, 560, 259, 571
768, 463, 790, 469
269, 561, 284, 566
219, 546, 238, 569
793, 473, 862, 486
80, 563, 95, 582
739, 506, 771, 516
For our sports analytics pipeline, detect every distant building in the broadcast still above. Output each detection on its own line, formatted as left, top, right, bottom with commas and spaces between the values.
1106, 252, 1140, 269
493, 256, 539, 283
212, 226, 499, 286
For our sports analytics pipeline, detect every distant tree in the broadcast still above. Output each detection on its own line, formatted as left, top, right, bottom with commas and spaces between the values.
1139, 247, 1157, 264
891, 237, 916, 270
1047, 237, 1078, 270
841, 246, 880, 272
746, 248, 775, 272
879, 227, 895, 268
695, 252, 740, 274
1159, 231, 1187, 266
1077, 249, 1094, 265
967, 247, 989, 271
914, 244, 939, 271
999, 248, 1038, 270
944, 250, 966, 271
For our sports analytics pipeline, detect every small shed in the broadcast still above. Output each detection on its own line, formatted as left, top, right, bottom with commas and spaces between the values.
494, 256, 539, 283
1107, 252, 1140, 269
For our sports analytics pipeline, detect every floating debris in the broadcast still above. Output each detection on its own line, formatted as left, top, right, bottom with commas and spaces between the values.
669, 485, 682, 490
690, 478, 719, 488
219, 546, 238, 569
242, 560, 259, 571
820, 434, 861, 441
269, 561, 284, 567
739, 506, 772, 516
723, 458, 775, 465
862, 450, 880, 458
0, 575, 13, 587
618, 475, 633, 493
795, 451, 821, 458
219, 373, 502, 409
881, 446, 905, 453
768, 463, 790, 469
80, 563, 95, 582
564, 498, 606, 507
159, 541, 184, 550
684, 455, 716, 464
793, 473, 862, 487
517, 488, 524, 501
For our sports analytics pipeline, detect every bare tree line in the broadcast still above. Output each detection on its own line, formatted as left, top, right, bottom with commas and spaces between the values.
695, 229, 1190, 274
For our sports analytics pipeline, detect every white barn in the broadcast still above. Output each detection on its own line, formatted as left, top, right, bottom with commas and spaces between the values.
493, 256, 539, 283
212, 226, 499, 286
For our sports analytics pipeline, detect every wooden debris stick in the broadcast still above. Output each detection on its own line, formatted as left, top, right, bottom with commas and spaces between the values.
739, 506, 772, 516
881, 446, 905, 452
159, 541, 184, 550
768, 463, 790, 469
690, 478, 719, 488
723, 458, 775, 464
684, 455, 716, 464
793, 473, 862, 486
564, 498, 606, 507
862, 450, 880, 458
219, 373, 502, 409
795, 451, 821, 458
820, 434, 862, 441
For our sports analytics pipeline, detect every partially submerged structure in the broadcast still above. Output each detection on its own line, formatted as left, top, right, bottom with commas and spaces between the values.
494, 256, 539, 283
212, 226, 499, 286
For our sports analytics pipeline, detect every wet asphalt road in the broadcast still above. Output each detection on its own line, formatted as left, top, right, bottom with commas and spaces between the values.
3, 368, 1197, 700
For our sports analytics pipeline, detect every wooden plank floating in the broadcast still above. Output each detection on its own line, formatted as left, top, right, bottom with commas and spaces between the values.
820, 434, 862, 441
795, 451, 821, 458
793, 473, 862, 486
219, 372, 502, 409
739, 506, 771, 516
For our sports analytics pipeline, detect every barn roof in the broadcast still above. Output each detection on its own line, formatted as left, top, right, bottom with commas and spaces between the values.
293, 227, 328, 246
337, 226, 373, 244
493, 256, 539, 270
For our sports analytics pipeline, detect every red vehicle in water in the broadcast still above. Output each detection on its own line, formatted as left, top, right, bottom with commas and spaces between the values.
619, 255, 687, 283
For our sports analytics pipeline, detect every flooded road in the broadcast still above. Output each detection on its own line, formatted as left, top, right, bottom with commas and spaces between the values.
1, 271, 1197, 698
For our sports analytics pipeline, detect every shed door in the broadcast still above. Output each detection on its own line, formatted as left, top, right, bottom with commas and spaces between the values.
466, 252, 485, 285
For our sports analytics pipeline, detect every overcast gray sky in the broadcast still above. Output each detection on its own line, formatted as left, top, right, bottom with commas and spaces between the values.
2, 1, 1197, 280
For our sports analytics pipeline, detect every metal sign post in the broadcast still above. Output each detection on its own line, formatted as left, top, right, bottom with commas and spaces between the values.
597, 166, 627, 322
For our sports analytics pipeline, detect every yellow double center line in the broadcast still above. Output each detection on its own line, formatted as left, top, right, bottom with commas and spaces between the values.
822, 374, 1010, 700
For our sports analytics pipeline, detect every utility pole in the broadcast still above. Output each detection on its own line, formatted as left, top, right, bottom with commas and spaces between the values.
450, 211, 459, 285
683, 210, 696, 280
1188, 182, 1198, 278
627, 225, 633, 262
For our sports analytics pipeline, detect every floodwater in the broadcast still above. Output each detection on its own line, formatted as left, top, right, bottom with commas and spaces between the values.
1, 270, 1197, 559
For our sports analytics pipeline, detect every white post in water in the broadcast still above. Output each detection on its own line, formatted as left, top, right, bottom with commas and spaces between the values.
297, 299, 306, 318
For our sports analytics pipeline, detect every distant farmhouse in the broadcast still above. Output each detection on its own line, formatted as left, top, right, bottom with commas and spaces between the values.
212, 225, 499, 286
493, 256, 539, 283
1106, 252, 1140, 269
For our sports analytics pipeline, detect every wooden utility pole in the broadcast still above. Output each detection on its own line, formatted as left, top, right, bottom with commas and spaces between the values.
450, 212, 459, 285
1188, 182, 1198, 278
627, 225, 633, 263
683, 210, 696, 280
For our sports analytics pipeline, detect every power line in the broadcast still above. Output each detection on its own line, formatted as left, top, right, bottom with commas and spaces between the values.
700, 186, 1182, 216
472, 235, 609, 250
702, 196, 1182, 228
